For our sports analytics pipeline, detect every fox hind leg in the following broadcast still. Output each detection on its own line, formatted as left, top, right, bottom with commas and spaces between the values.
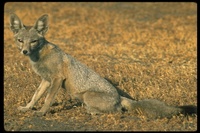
82, 91, 121, 114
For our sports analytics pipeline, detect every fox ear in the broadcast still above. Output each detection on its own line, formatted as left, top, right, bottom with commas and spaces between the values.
34, 14, 49, 35
10, 13, 24, 34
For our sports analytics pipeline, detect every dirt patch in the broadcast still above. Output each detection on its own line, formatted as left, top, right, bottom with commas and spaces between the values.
4, 2, 197, 131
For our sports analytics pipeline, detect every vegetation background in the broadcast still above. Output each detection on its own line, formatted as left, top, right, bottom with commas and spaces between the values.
4, 2, 197, 131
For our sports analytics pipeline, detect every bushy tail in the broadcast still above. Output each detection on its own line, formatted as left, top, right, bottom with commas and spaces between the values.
120, 96, 197, 118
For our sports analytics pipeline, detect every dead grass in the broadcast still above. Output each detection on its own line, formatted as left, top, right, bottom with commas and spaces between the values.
4, 2, 197, 131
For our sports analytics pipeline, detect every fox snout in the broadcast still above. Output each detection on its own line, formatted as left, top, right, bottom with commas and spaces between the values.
22, 49, 29, 55
18, 44, 31, 55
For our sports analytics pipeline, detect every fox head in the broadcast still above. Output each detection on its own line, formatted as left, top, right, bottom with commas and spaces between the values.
9, 13, 49, 56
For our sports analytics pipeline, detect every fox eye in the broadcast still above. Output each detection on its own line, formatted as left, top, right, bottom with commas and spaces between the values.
18, 39, 23, 43
31, 40, 37, 43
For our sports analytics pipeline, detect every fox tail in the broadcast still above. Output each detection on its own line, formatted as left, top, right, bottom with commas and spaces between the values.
120, 96, 197, 118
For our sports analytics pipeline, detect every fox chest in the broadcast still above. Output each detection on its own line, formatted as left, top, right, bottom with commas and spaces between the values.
30, 60, 61, 82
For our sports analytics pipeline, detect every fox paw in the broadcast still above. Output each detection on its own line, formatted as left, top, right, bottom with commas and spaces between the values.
18, 106, 30, 112
33, 111, 46, 117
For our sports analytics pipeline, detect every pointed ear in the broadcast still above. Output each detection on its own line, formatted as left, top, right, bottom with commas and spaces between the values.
33, 14, 49, 35
9, 13, 25, 34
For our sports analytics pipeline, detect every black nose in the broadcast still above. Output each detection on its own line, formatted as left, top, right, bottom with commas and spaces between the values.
23, 50, 28, 55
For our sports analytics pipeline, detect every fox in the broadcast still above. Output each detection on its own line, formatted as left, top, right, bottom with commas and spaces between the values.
9, 13, 197, 118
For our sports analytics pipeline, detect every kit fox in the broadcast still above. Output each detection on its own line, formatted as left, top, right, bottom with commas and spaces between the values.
9, 13, 197, 118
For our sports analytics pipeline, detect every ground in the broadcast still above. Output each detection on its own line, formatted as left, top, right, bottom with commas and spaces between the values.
4, 2, 197, 131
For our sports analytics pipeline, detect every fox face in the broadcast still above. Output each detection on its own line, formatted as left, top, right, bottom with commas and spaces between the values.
10, 13, 48, 55
14, 28, 44, 55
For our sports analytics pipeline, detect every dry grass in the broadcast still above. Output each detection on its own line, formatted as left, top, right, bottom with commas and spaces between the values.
4, 2, 197, 131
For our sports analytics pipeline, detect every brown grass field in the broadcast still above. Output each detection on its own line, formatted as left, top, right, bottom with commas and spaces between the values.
4, 2, 197, 131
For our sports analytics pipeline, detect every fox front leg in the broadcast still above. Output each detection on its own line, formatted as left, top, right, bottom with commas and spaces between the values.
33, 77, 63, 116
18, 79, 50, 112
